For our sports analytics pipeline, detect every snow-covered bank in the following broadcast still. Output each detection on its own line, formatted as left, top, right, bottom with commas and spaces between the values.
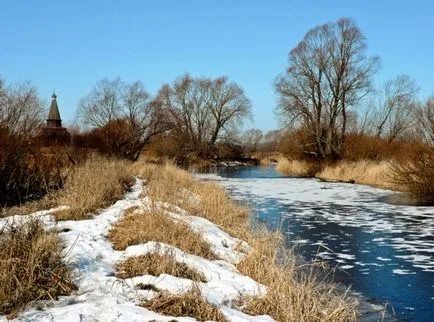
0, 179, 273, 322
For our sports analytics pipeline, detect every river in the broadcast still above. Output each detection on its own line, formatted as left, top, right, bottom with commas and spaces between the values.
198, 165, 434, 322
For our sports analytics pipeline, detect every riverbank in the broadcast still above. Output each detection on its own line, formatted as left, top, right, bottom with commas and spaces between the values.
205, 165, 434, 321
0, 158, 357, 321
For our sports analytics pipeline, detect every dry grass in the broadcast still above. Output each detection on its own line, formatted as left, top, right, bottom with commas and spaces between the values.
132, 161, 250, 238
108, 207, 217, 259
116, 252, 206, 282
237, 231, 357, 321
130, 161, 358, 321
142, 285, 225, 322
316, 160, 396, 190
0, 219, 76, 318
275, 156, 318, 177
54, 156, 135, 220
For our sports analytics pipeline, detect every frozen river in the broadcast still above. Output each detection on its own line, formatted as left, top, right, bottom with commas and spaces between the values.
199, 165, 434, 321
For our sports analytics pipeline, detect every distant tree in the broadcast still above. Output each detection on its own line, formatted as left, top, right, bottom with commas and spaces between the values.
78, 78, 168, 160
155, 74, 252, 157
243, 128, 263, 153
374, 75, 418, 142
276, 18, 379, 160
0, 79, 45, 138
415, 97, 434, 144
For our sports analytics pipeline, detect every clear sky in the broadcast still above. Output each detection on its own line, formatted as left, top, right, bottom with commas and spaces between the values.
1, 0, 433, 131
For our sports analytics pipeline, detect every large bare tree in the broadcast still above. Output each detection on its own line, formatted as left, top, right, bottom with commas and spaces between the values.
155, 74, 252, 157
78, 78, 168, 160
276, 18, 379, 160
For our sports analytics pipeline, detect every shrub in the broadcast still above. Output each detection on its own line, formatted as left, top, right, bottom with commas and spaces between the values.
0, 220, 76, 317
0, 129, 65, 206
389, 148, 434, 205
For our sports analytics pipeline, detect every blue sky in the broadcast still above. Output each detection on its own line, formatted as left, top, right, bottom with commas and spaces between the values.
1, 0, 433, 131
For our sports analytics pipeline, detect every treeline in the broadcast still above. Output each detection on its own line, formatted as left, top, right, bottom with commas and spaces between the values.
1, 17, 434, 206
73, 74, 251, 162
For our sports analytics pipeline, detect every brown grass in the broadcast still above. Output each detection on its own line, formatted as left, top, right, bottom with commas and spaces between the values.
237, 231, 357, 321
132, 161, 250, 238
275, 156, 318, 177
54, 156, 135, 220
108, 207, 217, 259
0, 219, 76, 318
130, 161, 358, 321
116, 252, 206, 282
316, 160, 396, 190
142, 285, 225, 322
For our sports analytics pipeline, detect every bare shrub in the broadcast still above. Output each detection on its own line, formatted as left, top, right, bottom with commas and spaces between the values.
389, 148, 434, 205
116, 252, 206, 282
0, 130, 65, 207
142, 285, 225, 322
0, 220, 76, 318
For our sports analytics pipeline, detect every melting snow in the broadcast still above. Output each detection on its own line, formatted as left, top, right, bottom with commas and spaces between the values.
0, 179, 274, 322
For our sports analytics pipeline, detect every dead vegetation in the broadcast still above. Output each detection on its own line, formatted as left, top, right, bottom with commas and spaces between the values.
237, 231, 357, 321
54, 156, 134, 220
129, 161, 358, 321
116, 252, 206, 282
109, 207, 217, 260
316, 160, 396, 189
0, 220, 76, 318
142, 286, 225, 322
389, 148, 434, 205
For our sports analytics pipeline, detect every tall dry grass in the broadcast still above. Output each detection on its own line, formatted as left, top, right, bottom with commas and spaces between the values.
238, 231, 357, 321
130, 161, 358, 321
54, 156, 134, 220
316, 160, 396, 189
108, 207, 217, 259
275, 156, 318, 177
0, 220, 76, 318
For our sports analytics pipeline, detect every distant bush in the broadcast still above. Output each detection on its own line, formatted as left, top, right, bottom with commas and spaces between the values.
390, 148, 434, 205
0, 129, 65, 206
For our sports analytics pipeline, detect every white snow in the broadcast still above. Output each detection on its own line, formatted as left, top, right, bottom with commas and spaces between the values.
0, 179, 274, 322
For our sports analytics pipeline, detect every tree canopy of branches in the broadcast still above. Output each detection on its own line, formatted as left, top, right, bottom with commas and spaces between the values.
0, 79, 45, 138
78, 78, 168, 160
373, 75, 418, 142
415, 97, 434, 144
276, 17, 379, 160
155, 74, 252, 157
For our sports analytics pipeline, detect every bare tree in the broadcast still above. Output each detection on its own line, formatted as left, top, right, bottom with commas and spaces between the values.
415, 97, 434, 144
209, 77, 252, 145
78, 78, 167, 160
0, 79, 45, 138
276, 18, 379, 160
243, 128, 263, 153
374, 75, 418, 142
155, 74, 252, 157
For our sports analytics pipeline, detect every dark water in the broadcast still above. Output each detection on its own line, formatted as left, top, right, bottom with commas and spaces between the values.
206, 165, 434, 322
